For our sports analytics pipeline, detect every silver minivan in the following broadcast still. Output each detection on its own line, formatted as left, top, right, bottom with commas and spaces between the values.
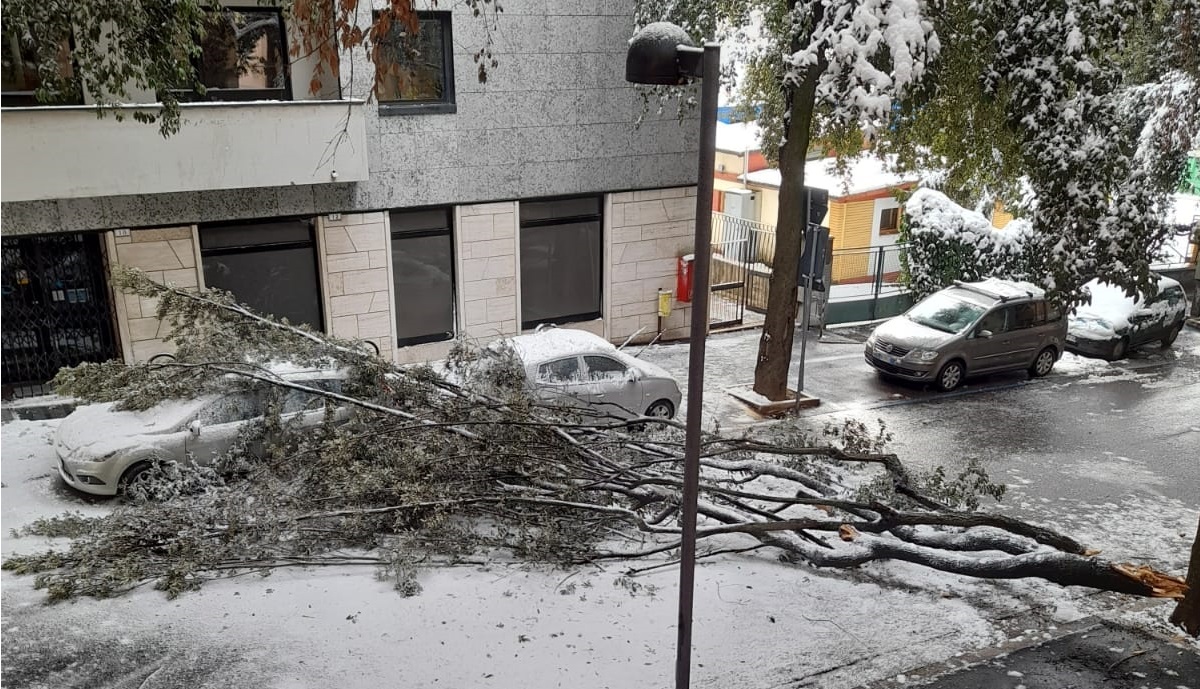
864, 278, 1067, 391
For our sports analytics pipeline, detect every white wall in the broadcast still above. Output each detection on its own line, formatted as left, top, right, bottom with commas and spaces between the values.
1, 101, 368, 203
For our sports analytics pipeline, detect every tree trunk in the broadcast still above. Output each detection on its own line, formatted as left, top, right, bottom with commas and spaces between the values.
752, 74, 819, 400
1170, 516, 1200, 637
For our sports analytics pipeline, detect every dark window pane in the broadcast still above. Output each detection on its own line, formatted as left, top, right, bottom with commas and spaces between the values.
202, 246, 321, 328
584, 355, 626, 380
391, 208, 451, 234
538, 357, 581, 382
520, 220, 602, 326
378, 16, 450, 103
977, 307, 1008, 334
392, 231, 455, 345
520, 198, 602, 224
1012, 302, 1038, 330
200, 220, 312, 250
879, 208, 900, 234
197, 9, 287, 99
2, 32, 79, 105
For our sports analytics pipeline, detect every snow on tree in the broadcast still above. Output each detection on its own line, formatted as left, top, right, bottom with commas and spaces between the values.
2, 269, 1190, 630
635, 0, 1199, 398
900, 188, 1037, 298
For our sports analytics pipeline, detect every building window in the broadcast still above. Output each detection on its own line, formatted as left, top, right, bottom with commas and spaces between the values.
199, 218, 322, 329
390, 208, 456, 346
1, 31, 81, 107
519, 197, 603, 330
879, 207, 901, 235
376, 12, 455, 115
181, 7, 290, 102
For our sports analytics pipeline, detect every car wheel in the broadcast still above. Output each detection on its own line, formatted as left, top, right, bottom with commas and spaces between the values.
1107, 336, 1129, 361
935, 360, 965, 392
118, 460, 172, 500
644, 400, 675, 419
1030, 347, 1057, 378
1162, 322, 1182, 348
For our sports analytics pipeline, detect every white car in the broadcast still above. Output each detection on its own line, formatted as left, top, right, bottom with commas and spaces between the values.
503, 328, 682, 419
55, 369, 347, 496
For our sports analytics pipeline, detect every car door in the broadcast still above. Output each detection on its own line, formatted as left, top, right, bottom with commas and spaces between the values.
583, 355, 640, 417
1006, 300, 1045, 367
965, 305, 1014, 372
184, 390, 266, 465
533, 356, 591, 410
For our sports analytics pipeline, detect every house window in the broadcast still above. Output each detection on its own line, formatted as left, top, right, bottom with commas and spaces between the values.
376, 12, 455, 115
183, 7, 290, 102
390, 208, 456, 346
1, 31, 81, 106
199, 218, 322, 329
879, 207, 901, 235
519, 197, 603, 329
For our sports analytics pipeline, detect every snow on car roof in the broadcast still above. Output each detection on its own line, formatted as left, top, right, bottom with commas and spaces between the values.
953, 278, 1044, 302
1073, 275, 1182, 322
506, 328, 616, 364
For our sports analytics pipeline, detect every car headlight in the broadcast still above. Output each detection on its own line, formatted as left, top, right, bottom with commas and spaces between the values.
907, 348, 940, 362
84, 450, 121, 464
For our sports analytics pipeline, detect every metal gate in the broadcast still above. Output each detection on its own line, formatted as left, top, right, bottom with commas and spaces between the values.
709, 214, 756, 329
2, 233, 120, 399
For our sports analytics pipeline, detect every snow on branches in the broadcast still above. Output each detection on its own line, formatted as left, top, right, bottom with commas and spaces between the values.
901, 189, 1037, 299
788, 0, 939, 137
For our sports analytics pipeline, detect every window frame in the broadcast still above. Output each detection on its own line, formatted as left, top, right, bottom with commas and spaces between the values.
390, 207, 457, 347
198, 216, 323, 331
518, 195, 604, 330
879, 207, 901, 235
174, 6, 293, 103
376, 11, 456, 116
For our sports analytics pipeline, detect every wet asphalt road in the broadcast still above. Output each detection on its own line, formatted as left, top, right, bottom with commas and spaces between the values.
830, 353, 1200, 506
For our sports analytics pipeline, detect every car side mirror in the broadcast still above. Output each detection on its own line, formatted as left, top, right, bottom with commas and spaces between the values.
188, 420, 202, 437
976, 329, 993, 339
625, 368, 642, 383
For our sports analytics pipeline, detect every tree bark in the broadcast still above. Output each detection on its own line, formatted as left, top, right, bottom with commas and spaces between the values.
1169, 516, 1200, 637
752, 72, 819, 399
753, 1, 825, 400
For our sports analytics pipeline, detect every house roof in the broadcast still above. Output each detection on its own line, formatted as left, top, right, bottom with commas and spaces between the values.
714, 121, 763, 155
743, 155, 920, 198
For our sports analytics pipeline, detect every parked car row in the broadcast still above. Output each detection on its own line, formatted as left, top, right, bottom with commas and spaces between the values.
55, 329, 682, 497
864, 275, 1190, 391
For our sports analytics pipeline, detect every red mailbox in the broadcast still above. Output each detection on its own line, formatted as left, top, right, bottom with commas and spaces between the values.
676, 254, 695, 303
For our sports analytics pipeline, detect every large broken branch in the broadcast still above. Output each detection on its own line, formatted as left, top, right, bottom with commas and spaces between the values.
7, 269, 1186, 622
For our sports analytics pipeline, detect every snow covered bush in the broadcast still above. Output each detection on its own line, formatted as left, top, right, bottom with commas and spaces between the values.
900, 188, 1037, 298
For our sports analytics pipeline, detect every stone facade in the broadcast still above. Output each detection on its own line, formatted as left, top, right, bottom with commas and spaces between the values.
458, 202, 519, 344
1, 2, 699, 236
320, 213, 395, 362
607, 188, 697, 344
107, 227, 202, 362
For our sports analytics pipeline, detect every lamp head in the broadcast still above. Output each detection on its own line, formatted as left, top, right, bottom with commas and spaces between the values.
625, 22, 700, 85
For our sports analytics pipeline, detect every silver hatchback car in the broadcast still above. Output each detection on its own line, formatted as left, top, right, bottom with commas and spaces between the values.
865, 278, 1067, 391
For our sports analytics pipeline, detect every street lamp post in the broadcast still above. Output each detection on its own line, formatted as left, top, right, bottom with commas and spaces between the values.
625, 22, 720, 689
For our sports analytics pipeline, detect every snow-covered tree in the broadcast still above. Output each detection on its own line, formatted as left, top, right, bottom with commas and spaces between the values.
635, 0, 1199, 399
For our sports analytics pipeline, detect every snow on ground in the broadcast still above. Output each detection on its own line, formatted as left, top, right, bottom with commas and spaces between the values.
2, 417, 1084, 689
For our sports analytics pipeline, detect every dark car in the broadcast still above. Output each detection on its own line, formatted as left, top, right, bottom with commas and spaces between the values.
1065, 275, 1189, 360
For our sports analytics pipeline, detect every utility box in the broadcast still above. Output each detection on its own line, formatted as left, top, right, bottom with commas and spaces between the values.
722, 188, 758, 221
677, 254, 695, 303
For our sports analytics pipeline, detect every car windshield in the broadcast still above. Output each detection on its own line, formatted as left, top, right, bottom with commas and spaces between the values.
906, 292, 987, 334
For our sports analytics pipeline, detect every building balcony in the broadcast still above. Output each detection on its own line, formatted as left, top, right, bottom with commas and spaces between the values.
0, 100, 369, 203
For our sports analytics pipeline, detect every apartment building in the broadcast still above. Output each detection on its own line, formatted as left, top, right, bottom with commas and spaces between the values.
0, 2, 701, 397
